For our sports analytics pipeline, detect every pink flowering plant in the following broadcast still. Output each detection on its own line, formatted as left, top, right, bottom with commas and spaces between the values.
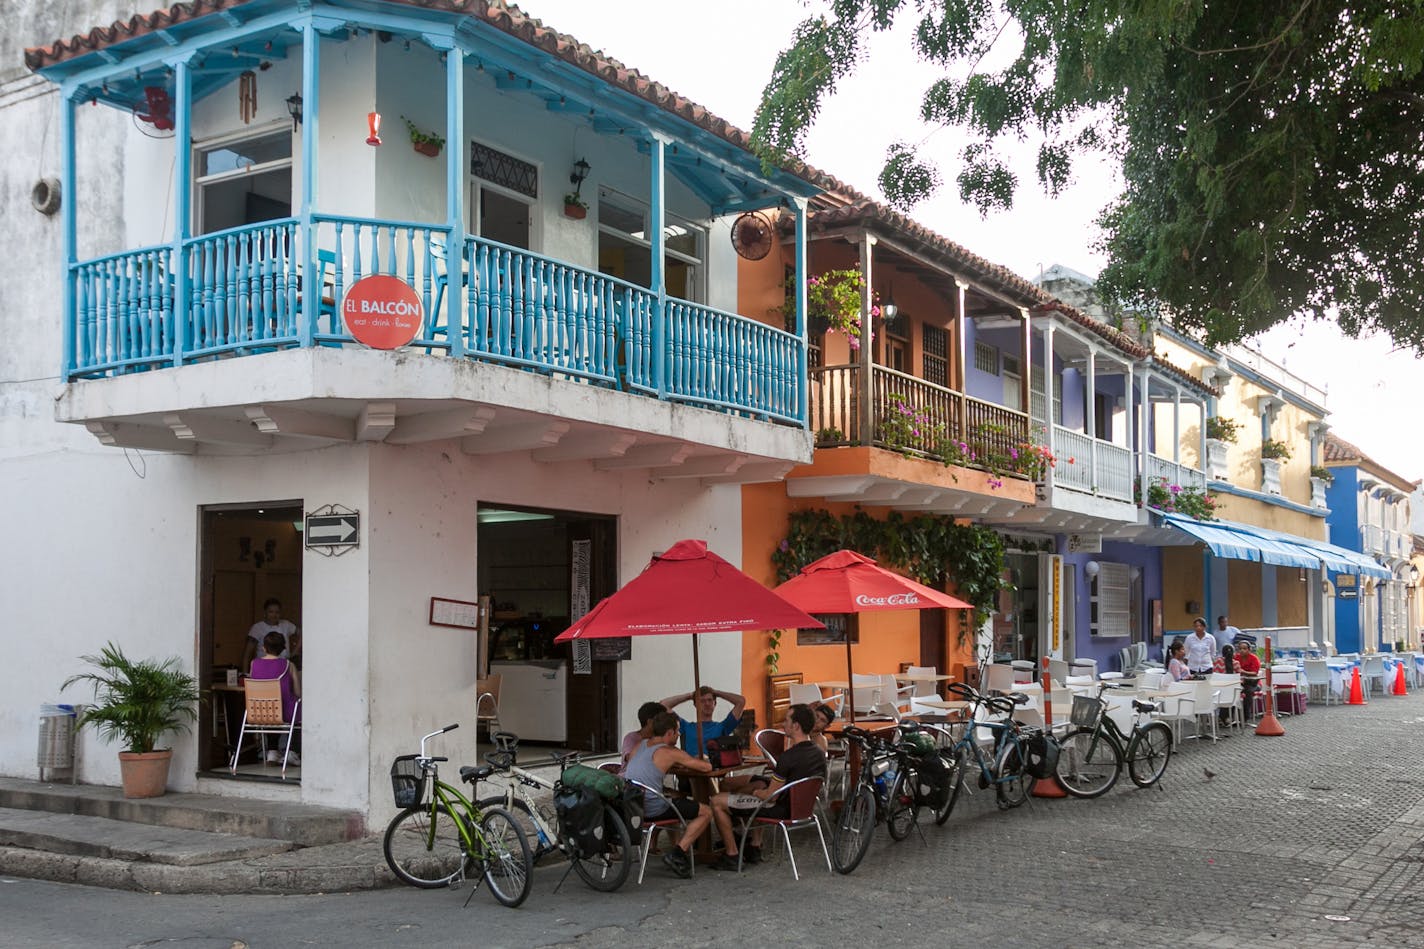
881, 394, 945, 456
1136, 475, 1217, 520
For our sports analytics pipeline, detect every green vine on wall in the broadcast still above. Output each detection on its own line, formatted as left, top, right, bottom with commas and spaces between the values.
771, 508, 1006, 648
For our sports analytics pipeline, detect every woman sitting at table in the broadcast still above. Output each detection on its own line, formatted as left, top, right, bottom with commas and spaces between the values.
249, 630, 301, 765
1215, 643, 1236, 674
1164, 641, 1189, 683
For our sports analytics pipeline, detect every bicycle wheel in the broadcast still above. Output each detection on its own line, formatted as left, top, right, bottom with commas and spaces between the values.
885, 768, 919, 841
1053, 727, 1122, 799
476, 806, 534, 908
995, 740, 1031, 809
571, 803, 632, 892
1126, 722, 1174, 788
932, 746, 967, 826
477, 794, 557, 861
831, 785, 876, 874
383, 804, 471, 888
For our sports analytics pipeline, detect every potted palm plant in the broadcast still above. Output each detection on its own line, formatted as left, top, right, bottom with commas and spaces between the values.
62, 642, 201, 799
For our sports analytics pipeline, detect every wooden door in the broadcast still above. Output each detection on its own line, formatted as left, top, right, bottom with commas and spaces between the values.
563, 517, 618, 752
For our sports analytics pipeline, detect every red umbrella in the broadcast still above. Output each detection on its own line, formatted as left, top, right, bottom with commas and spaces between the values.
555, 539, 823, 750
774, 549, 972, 723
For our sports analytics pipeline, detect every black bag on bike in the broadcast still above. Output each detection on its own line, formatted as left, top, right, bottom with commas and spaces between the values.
1023, 731, 1061, 779
605, 781, 645, 847
913, 752, 953, 809
553, 784, 607, 859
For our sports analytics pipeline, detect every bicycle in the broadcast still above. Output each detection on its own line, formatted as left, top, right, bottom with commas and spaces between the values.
382, 723, 534, 907
940, 682, 1036, 812
475, 732, 634, 892
1052, 683, 1174, 797
830, 721, 938, 873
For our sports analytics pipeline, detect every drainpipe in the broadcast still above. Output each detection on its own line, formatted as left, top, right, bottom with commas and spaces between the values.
60, 83, 77, 378
1043, 321, 1055, 492
298, 20, 320, 349
793, 198, 809, 428
649, 132, 667, 397
442, 41, 465, 359
858, 232, 875, 445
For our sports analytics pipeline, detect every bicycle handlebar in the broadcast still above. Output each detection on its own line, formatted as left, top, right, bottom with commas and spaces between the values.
417, 723, 460, 759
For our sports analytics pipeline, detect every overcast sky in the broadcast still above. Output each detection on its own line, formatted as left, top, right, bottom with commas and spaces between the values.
524, 0, 1422, 480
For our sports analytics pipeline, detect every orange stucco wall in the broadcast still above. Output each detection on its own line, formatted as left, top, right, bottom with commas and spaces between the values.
738, 482, 974, 724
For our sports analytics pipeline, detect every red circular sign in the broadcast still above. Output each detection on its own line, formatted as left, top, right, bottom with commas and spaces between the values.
341, 275, 424, 350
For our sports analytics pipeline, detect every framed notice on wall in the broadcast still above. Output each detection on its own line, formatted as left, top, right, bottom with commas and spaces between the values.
429, 596, 482, 630
1150, 599, 1163, 644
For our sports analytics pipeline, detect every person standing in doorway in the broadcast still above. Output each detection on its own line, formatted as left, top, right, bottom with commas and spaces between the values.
243, 597, 300, 674
1185, 617, 1218, 679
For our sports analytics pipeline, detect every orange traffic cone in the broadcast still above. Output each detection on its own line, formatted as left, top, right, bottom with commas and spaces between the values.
1346, 665, 1367, 705
1393, 661, 1409, 696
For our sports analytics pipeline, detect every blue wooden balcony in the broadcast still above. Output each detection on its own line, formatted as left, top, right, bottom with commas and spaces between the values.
68, 215, 806, 426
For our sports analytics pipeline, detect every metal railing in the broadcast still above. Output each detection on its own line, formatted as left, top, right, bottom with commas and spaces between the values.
1146, 454, 1207, 492
1050, 426, 1134, 501
64, 218, 806, 426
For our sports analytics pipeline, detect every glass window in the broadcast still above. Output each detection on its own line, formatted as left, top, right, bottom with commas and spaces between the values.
194, 128, 292, 236
596, 187, 704, 302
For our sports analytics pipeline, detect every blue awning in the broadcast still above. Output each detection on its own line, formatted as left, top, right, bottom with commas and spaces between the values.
1158, 513, 1391, 578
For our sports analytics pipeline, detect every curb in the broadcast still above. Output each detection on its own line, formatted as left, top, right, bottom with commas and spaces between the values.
0, 844, 399, 894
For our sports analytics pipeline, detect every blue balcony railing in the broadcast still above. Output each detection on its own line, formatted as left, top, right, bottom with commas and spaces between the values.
64, 217, 805, 426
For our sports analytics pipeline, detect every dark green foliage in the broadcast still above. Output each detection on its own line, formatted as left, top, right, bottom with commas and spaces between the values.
62, 642, 201, 754
772, 508, 1006, 642
754, 1, 1424, 351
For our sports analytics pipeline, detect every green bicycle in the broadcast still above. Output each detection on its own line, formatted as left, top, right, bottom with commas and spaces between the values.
383, 723, 534, 907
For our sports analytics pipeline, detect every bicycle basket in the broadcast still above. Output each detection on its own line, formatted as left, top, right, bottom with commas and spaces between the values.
390, 755, 425, 808
1070, 694, 1105, 728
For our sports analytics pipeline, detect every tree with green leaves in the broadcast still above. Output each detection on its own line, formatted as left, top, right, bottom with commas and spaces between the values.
753, 1, 1424, 350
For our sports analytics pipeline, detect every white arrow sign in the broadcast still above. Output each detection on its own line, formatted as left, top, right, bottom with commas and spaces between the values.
306, 515, 359, 546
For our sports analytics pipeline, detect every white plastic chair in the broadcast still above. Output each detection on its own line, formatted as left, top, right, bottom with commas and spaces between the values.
986, 664, 1016, 694
1069, 658, 1098, 680
1303, 660, 1334, 705
1010, 660, 1036, 683
879, 674, 914, 710
788, 683, 824, 707
1138, 670, 1165, 692
1361, 655, 1388, 695
904, 666, 939, 699
1191, 679, 1220, 741
1047, 658, 1070, 688
1271, 664, 1301, 715
1214, 681, 1243, 730
1149, 682, 1196, 744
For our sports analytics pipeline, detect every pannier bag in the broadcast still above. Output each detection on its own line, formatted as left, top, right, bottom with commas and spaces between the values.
606, 781, 646, 846
560, 763, 625, 800
705, 738, 743, 769
913, 751, 953, 809
553, 784, 607, 859
1023, 731, 1061, 779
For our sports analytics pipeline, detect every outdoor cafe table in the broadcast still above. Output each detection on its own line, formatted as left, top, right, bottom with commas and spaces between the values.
667, 760, 764, 862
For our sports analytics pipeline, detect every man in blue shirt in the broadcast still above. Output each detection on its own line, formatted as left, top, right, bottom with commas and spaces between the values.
661, 685, 746, 756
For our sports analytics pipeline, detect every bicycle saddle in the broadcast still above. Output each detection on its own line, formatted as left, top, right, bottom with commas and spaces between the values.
460, 764, 494, 784
1132, 699, 1159, 713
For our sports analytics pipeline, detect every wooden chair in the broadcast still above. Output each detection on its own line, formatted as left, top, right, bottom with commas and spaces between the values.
230, 676, 300, 779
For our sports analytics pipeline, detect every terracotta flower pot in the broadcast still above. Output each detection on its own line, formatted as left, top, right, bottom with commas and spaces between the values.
413, 140, 441, 157
563, 202, 587, 220
118, 750, 173, 799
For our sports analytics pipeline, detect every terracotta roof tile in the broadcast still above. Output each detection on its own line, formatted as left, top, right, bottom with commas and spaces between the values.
798, 199, 1214, 396
1323, 433, 1416, 489
26, 0, 868, 199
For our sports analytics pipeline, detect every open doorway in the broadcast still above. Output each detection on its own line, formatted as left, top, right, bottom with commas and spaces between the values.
198, 503, 303, 779
477, 505, 618, 753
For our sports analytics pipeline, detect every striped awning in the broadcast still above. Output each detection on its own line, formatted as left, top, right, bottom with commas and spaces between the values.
1157, 513, 1390, 578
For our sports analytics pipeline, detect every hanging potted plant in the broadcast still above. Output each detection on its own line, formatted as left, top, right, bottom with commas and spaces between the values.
562, 192, 588, 220
402, 116, 446, 157
62, 642, 200, 799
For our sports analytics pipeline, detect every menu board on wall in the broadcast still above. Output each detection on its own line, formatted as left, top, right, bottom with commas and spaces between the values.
590, 638, 632, 661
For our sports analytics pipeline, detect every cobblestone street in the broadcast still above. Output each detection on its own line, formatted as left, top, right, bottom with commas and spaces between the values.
7, 689, 1424, 948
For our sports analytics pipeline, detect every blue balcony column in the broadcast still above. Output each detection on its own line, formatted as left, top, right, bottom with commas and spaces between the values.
298, 19, 321, 349
1124, 356, 1134, 465
792, 196, 808, 426
442, 41, 465, 359
170, 56, 193, 367
59, 85, 76, 377
648, 132, 667, 397
1086, 347, 1097, 477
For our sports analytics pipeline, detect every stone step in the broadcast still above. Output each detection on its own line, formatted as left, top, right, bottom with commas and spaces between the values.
0, 807, 293, 866
0, 778, 362, 846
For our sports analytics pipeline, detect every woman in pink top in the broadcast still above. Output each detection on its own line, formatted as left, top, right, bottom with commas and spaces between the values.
249, 630, 301, 764
1164, 641, 1189, 683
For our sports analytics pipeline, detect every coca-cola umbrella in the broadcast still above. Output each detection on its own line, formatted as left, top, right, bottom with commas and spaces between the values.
554, 539, 823, 752
773, 549, 973, 723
